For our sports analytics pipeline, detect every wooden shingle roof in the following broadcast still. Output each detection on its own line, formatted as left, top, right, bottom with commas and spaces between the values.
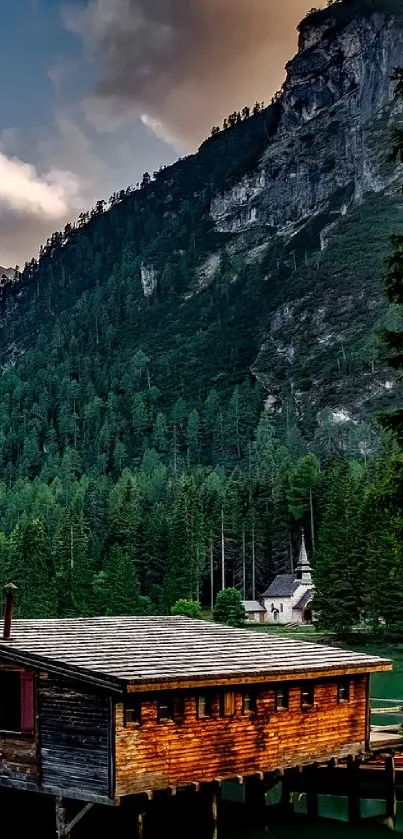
242, 600, 266, 613
0, 616, 391, 692
262, 575, 301, 598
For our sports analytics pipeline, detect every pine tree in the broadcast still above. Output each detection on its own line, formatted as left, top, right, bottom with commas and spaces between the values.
9, 518, 57, 617
313, 461, 365, 632
213, 588, 246, 627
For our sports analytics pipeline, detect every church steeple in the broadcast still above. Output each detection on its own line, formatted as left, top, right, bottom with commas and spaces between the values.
295, 530, 312, 584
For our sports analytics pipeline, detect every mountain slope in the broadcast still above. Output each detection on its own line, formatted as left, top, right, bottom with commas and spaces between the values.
0, 0, 402, 482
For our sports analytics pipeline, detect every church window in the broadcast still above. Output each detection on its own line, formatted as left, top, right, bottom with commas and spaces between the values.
280, 603, 283, 613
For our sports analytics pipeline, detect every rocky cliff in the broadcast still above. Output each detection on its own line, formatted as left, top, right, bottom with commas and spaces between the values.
208, 2, 403, 424
212, 9, 402, 235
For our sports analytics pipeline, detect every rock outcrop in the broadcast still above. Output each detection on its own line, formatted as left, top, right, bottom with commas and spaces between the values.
211, 9, 403, 237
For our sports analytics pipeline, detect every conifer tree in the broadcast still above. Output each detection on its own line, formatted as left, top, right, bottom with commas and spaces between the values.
313, 461, 365, 632
9, 518, 57, 617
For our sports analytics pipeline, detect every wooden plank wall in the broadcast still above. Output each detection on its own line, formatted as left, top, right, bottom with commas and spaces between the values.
0, 734, 38, 786
115, 676, 367, 797
39, 676, 111, 798
0, 664, 39, 787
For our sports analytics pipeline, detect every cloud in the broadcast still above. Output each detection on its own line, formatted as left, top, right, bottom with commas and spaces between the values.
64, 0, 317, 148
0, 150, 82, 266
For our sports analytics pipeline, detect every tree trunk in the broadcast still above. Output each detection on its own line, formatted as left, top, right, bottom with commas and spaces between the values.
252, 520, 256, 600
242, 528, 246, 600
210, 533, 214, 611
221, 508, 225, 591
309, 488, 315, 553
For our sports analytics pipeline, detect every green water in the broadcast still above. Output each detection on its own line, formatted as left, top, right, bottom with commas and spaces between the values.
222, 814, 403, 839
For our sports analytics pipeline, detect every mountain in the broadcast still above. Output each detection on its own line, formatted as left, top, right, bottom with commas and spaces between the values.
0, 0, 402, 484
0, 267, 13, 281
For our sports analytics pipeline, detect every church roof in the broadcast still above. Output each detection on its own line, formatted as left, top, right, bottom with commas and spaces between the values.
294, 588, 314, 611
242, 600, 266, 613
262, 574, 301, 598
295, 531, 313, 583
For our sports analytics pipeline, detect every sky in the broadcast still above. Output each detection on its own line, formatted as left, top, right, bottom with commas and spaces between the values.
0, 0, 316, 267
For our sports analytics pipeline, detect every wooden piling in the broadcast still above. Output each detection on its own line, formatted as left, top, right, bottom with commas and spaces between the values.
306, 765, 318, 820
385, 754, 397, 829
347, 756, 361, 824
55, 797, 68, 839
244, 774, 267, 826
281, 771, 293, 816
136, 811, 145, 839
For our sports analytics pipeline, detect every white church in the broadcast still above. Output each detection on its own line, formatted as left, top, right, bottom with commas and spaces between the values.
243, 533, 314, 626
262, 532, 314, 625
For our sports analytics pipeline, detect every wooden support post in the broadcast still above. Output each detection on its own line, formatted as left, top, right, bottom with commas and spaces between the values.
136, 812, 145, 839
211, 785, 219, 839
347, 756, 361, 824
281, 772, 293, 815
55, 798, 94, 839
200, 782, 220, 839
244, 774, 267, 826
385, 754, 397, 830
55, 797, 68, 839
306, 765, 318, 820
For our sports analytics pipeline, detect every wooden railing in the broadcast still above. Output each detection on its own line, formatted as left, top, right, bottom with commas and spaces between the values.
371, 698, 403, 716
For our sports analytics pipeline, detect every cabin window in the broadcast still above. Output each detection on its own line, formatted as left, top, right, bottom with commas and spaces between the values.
0, 671, 34, 735
242, 691, 256, 715
338, 680, 350, 703
197, 693, 213, 719
124, 696, 141, 725
301, 684, 314, 709
158, 695, 174, 722
276, 687, 289, 711
220, 691, 235, 718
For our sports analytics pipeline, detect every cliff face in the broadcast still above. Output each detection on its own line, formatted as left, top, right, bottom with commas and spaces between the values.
211, 11, 402, 236
207, 5, 403, 425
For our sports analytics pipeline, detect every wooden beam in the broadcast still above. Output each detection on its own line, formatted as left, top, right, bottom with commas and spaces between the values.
64, 803, 93, 837
384, 755, 396, 829
347, 756, 361, 824
306, 765, 318, 820
55, 797, 67, 839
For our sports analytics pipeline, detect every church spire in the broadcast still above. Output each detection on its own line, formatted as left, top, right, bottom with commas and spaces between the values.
295, 530, 312, 584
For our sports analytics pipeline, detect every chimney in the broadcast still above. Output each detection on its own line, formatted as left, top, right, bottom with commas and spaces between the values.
3, 583, 17, 640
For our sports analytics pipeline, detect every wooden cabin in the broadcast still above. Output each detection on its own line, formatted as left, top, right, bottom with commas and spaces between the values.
0, 616, 391, 810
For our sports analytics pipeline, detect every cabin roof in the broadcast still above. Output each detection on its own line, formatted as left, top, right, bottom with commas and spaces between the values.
262, 574, 301, 598
0, 616, 391, 692
242, 600, 266, 612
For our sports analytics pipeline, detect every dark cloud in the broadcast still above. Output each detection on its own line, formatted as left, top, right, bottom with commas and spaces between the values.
66, 0, 314, 147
